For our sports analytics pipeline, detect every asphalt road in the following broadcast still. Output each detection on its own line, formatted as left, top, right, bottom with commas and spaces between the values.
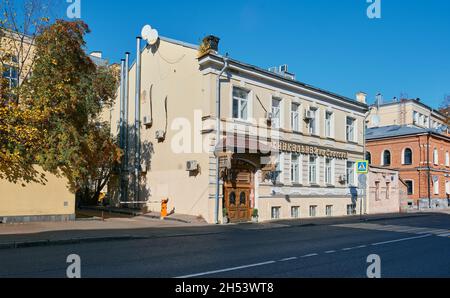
0, 214, 449, 278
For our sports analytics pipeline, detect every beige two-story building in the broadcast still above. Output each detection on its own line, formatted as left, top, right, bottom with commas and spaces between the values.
111, 32, 369, 223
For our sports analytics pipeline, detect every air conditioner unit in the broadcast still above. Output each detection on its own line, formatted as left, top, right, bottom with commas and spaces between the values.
156, 130, 166, 141
186, 160, 199, 172
305, 110, 314, 120
143, 116, 152, 127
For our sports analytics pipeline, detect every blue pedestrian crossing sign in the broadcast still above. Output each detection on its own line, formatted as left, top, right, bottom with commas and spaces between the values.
356, 160, 369, 174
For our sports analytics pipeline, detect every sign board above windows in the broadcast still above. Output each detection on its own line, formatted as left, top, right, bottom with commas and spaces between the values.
272, 141, 349, 160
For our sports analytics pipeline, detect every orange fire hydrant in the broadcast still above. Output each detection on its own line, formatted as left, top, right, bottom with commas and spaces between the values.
161, 199, 169, 219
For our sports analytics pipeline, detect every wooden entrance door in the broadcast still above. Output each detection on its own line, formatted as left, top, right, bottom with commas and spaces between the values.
224, 165, 253, 223
225, 187, 251, 223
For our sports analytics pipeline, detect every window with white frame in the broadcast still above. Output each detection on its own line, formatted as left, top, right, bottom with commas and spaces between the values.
413, 111, 419, 125
309, 205, 317, 217
326, 205, 333, 217
271, 207, 281, 219
275, 153, 284, 184
446, 151, 449, 167
232, 87, 249, 121
291, 206, 300, 218
271, 97, 282, 129
325, 111, 333, 138
434, 178, 440, 195
291, 153, 301, 184
291, 103, 300, 132
419, 114, 425, 126
308, 108, 317, 135
309, 156, 318, 184
446, 181, 450, 195
434, 148, 439, 165
346, 117, 356, 142
325, 158, 333, 185
2, 64, 18, 88
346, 161, 356, 186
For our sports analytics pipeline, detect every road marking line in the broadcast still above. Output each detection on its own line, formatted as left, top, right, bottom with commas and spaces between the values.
342, 248, 353, 251
280, 257, 297, 262
437, 233, 450, 237
356, 245, 367, 249
325, 250, 336, 254
175, 261, 277, 278
301, 253, 318, 258
371, 234, 432, 246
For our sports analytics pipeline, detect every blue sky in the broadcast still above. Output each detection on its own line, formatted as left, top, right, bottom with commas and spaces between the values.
64, 0, 449, 108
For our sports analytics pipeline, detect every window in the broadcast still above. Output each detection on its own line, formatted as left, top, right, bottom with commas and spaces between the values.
325, 111, 333, 138
272, 98, 282, 128
309, 156, 318, 184
271, 207, 281, 219
309, 205, 317, 217
383, 150, 391, 166
405, 180, 414, 196
291, 154, 301, 184
2, 64, 18, 88
346, 161, 355, 186
434, 148, 439, 165
275, 153, 284, 184
346, 117, 356, 142
366, 152, 372, 165
403, 148, 413, 165
386, 182, 391, 200
446, 181, 450, 195
413, 111, 419, 124
325, 158, 333, 185
291, 103, 300, 132
419, 114, 425, 126
434, 178, 439, 195
347, 204, 356, 215
326, 205, 333, 217
424, 116, 429, 127
375, 181, 380, 201
232, 88, 249, 120
446, 152, 449, 167
308, 108, 317, 135
291, 206, 300, 219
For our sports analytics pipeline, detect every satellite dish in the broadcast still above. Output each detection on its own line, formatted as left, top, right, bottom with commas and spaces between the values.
141, 25, 159, 46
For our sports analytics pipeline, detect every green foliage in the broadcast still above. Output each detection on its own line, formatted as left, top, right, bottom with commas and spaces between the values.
18, 20, 120, 201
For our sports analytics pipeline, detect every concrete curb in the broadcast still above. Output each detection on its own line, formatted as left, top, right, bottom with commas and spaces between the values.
0, 235, 146, 250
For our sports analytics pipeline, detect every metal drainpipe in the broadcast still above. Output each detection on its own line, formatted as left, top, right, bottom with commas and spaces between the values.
215, 56, 229, 224
119, 59, 125, 201
427, 133, 431, 209
363, 111, 370, 215
135, 37, 142, 205
124, 52, 130, 202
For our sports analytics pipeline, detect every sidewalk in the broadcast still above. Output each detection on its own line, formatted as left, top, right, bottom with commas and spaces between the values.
0, 211, 446, 250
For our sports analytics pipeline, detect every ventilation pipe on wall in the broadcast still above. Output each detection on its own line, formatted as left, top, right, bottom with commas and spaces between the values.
119, 59, 125, 201
135, 37, 142, 204
123, 53, 130, 202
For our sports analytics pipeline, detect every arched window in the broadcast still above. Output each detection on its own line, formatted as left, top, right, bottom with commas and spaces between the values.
383, 150, 391, 166
366, 152, 372, 165
403, 148, 413, 165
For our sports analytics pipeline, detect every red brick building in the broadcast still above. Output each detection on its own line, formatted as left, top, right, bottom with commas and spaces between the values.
366, 125, 450, 209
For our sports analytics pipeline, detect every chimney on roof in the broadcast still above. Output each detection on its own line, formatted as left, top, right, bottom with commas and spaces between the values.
199, 35, 220, 57
356, 92, 367, 104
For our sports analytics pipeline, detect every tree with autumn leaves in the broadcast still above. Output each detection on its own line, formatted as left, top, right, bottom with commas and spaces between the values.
1, 19, 121, 204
